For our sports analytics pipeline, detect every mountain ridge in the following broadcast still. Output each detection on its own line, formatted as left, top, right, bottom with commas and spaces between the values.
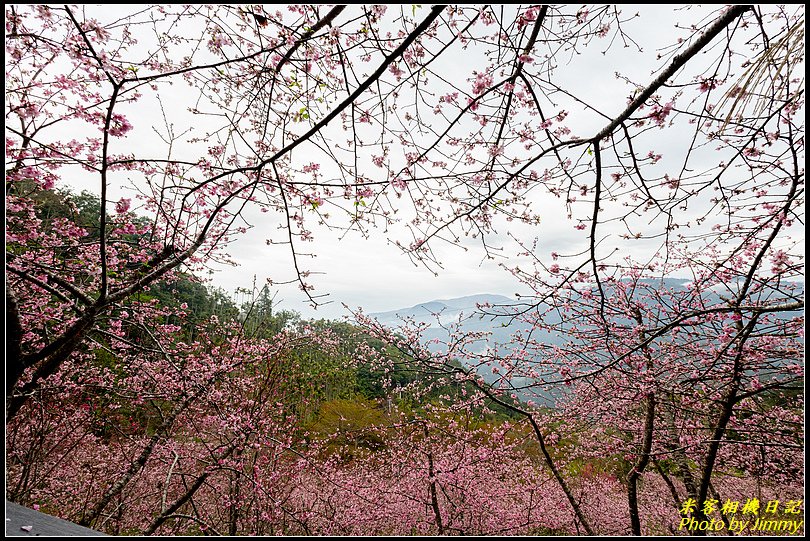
369, 293, 516, 323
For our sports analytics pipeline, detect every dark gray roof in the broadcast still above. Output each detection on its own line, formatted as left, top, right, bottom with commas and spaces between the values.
5, 501, 107, 537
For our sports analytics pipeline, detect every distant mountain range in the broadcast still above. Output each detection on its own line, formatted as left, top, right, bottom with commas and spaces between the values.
368, 281, 705, 348
368, 281, 803, 401
369, 278, 804, 405
368, 279, 804, 335
370, 293, 516, 325
369, 293, 528, 350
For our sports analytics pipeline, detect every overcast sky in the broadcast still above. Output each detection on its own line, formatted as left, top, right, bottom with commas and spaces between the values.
56, 5, 802, 320
193, 5, 737, 319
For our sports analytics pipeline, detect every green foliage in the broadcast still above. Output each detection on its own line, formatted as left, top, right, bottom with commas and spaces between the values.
145, 278, 240, 340
280, 337, 358, 421
306, 398, 387, 459
23, 185, 108, 239
238, 284, 299, 338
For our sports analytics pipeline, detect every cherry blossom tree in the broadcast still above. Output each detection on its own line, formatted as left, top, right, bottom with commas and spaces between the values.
6, 307, 356, 534
353, 250, 803, 532
5, 3, 804, 536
